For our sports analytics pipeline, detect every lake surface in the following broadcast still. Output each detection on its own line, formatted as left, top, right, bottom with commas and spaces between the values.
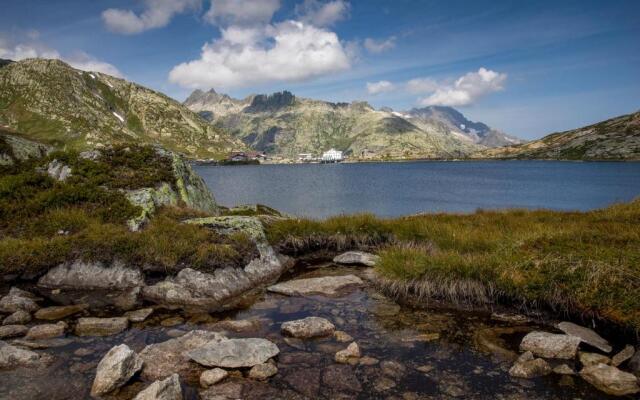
195, 161, 640, 219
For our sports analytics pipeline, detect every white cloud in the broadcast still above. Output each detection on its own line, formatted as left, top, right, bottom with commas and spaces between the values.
169, 20, 350, 89
366, 80, 395, 95
102, 0, 201, 35
418, 68, 507, 107
406, 78, 438, 94
65, 52, 124, 78
205, 0, 280, 27
295, 0, 350, 27
363, 36, 396, 54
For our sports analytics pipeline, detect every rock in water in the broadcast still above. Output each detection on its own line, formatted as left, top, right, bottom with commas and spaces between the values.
520, 331, 581, 359
133, 373, 182, 400
335, 342, 361, 365
0, 287, 40, 313
188, 338, 279, 368
281, 317, 336, 338
333, 251, 380, 267
25, 321, 66, 340
508, 351, 552, 378
557, 321, 612, 353
0, 340, 52, 369
124, 308, 154, 322
76, 317, 129, 336
629, 350, 640, 376
580, 364, 640, 396
91, 344, 143, 397
35, 304, 88, 320
0, 324, 28, 339
579, 352, 611, 367
200, 368, 228, 387
3, 310, 32, 325
268, 275, 363, 296
612, 345, 635, 367
248, 363, 278, 380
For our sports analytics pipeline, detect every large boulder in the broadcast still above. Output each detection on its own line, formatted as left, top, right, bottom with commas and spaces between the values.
0, 287, 41, 313
91, 344, 143, 397
520, 331, 581, 359
557, 322, 612, 353
0, 340, 52, 369
281, 317, 336, 338
268, 275, 364, 297
133, 373, 182, 400
580, 364, 640, 396
188, 338, 279, 368
38, 259, 143, 291
333, 251, 380, 267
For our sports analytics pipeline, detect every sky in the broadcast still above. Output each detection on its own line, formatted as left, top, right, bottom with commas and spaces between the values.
1, 0, 639, 140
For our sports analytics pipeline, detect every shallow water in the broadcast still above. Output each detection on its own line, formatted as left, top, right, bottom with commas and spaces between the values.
0, 266, 631, 399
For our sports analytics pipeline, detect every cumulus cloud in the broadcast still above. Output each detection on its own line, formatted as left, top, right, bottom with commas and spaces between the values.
102, 0, 201, 35
205, 0, 280, 27
363, 36, 396, 54
366, 80, 395, 95
295, 0, 350, 27
405, 78, 438, 94
169, 20, 350, 89
418, 68, 507, 107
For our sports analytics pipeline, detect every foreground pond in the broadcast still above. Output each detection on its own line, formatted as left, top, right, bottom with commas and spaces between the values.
0, 265, 632, 399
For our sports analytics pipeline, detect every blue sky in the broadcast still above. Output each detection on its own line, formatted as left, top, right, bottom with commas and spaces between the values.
1, 0, 639, 139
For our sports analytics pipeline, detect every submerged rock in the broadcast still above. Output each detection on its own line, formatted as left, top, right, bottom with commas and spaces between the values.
0, 324, 28, 339
25, 321, 66, 340
133, 373, 182, 400
3, 310, 31, 325
557, 321, 612, 353
124, 308, 154, 323
580, 363, 640, 396
281, 317, 336, 338
0, 340, 52, 369
508, 351, 552, 378
268, 274, 363, 296
322, 364, 362, 393
188, 338, 279, 368
248, 363, 278, 380
75, 317, 129, 336
91, 344, 143, 397
334, 330, 354, 343
335, 342, 361, 365
333, 251, 380, 267
200, 368, 228, 387
520, 331, 581, 359
553, 364, 576, 375
38, 259, 144, 291
612, 345, 635, 367
34, 304, 88, 320
0, 287, 40, 313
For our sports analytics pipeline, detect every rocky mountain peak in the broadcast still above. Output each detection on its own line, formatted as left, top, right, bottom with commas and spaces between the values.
245, 91, 295, 113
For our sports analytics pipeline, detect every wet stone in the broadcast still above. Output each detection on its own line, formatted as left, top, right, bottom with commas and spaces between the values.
34, 304, 87, 320
133, 373, 182, 400
579, 351, 611, 367
76, 317, 129, 336
160, 316, 184, 327
248, 362, 278, 380
25, 321, 66, 340
580, 363, 640, 396
281, 316, 336, 338
188, 338, 279, 368
283, 368, 321, 398
335, 342, 361, 365
381, 360, 407, 380
3, 310, 31, 325
322, 364, 362, 393
611, 345, 635, 367
200, 368, 228, 387
124, 308, 154, 323
0, 324, 28, 339
557, 321, 612, 353
359, 356, 379, 366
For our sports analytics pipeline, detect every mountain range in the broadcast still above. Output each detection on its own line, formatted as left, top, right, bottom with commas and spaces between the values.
184, 89, 522, 160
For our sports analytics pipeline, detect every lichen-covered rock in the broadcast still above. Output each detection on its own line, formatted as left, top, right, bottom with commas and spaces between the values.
46, 159, 72, 181
91, 344, 143, 397
580, 364, 640, 396
75, 317, 129, 336
124, 308, 154, 323
557, 321, 612, 353
0, 130, 51, 166
133, 373, 182, 400
38, 259, 143, 290
333, 251, 380, 267
268, 275, 364, 297
188, 338, 279, 368
520, 331, 581, 359
281, 317, 336, 338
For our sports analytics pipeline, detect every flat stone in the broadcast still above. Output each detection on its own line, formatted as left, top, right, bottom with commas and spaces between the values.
199, 380, 243, 400
281, 317, 335, 338
3, 310, 31, 325
25, 321, 66, 340
200, 368, 228, 387
91, 344, 143, 397
268, 274, 363, 296
335, 342, 361, 365
160, 316, 184, 327
188, 338, 279, 368
557, 321, 612, 353
75, 317, 128, 336
248, 363, 278, 380
124, 308, 154, 322
333, 251, 380, 267
34, 304, 87, 320
209, 319, 263, 332
508, 351, 552, 378
579, 351, 611, 367
0, 324, 28, 339
580, 363, 640, 396
322, 364, 362, 393
12, 338, 73, 349
133, 373, 182, 400
520, 331, 581, 359
0, 340, 53, 369
612, 345, 635, 367
0, 287, 40, 313
139, 330, 227, 381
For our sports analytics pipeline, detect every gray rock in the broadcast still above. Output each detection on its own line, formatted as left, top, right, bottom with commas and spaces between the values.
124, 308, 154, 322
629, 350, 640, 376
0, 340, 52, 369
0, 287, 40, 313
76, 317, 128, 336
281, 317, 336, 338
34, 304, 88, 320
91, 344, 144, 397
25, 321, 66, 340
133, 373, 182, 400
557, 321, 612, 353
46, 159, 72, 181
38, 259, 144, 290
3, 310, 31, 325
508, 351, 552, 378
189, 338, 279, 368
248, 363, 278, 380
200, 368, 228, 387
612, 345, 635, 367
0, 324, 28, 339
335, 342, 361, 365
580, 363, 640, 396
268, 274, 363, 296
579, 351, 611, 367
139, 330, 227, 381
333, 251, 380, 267
520, 331, 581, 359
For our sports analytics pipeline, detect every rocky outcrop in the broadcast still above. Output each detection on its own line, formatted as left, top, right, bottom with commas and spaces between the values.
124, 308, 154, 323
0, 129, 51, 166
91, 344, 143, 397
281, 317, 336, 338
580, 364, 640, 396
188, 338, 279, 368
268, 275, 363, 296
133, 373, 182, 400
520, 331, 581, 359
333, 251, 380, 267
557, 322, 612, 353
38, 260, 143, 290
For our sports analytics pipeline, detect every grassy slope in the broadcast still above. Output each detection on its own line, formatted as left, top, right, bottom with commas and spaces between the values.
266, 205, 640, 330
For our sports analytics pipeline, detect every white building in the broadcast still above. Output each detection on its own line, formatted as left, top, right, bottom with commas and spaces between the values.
322, 148, 343, 162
